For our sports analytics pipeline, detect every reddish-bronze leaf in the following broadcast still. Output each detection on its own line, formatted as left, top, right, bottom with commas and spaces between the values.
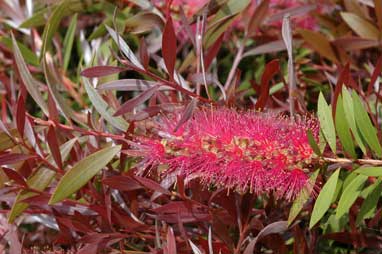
81, 66, 127, 78
47, 125, 63, 169
162, 17, 177, 81
2, 167, 28, 187
255, 59, 280, 110
16, 95, 25, 138
367, 54, 382, 95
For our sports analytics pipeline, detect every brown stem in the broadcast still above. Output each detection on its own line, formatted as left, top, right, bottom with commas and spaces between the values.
322, 157, 382, 166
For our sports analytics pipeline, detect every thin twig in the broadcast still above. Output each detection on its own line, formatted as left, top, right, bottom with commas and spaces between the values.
224, 37, 246, 91
322, 157, 382, 166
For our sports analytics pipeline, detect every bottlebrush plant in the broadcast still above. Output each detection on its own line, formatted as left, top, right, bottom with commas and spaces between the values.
1, 0, 382, 253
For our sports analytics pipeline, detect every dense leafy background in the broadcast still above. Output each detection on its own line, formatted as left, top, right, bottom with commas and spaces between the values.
1, 0, 382, 253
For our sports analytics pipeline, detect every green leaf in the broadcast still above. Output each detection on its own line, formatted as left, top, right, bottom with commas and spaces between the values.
317, 92, 336, 153
354, 166, 382, 176
63, 14, 78, 71
49, 145, 121, 205
342, 87, 366, 153
8, 138, 77, 223
288, 170, 319, 225
356, 179, 381, 225
105, 25, 143, 69
12, 34, 49, 116
309, 168, 340, 228
83, 78, 128, 131
335, 95, 356, 158
41, 0, 71, 60
341, 12, 380, 40
352, 91, 382, 157
0, 36, 38, 66
336, 174, 368, 218
307, 129, 321, 156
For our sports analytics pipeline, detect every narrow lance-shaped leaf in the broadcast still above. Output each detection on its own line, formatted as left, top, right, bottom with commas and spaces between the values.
16, 95, 25, 138
309, 168, 340, 228
40, 0, 70, 59
307, 129, 321, 156
47, 126, 62, 169
113, 85, 159, 116
298, 29, 338, 63
246, 0, 269, 36
0, 36, 39, 66
81, 66, 127, 78
83, 78, 128, 131
336, 174, 368, 218
63, 14, 78, 71
335, 95, 356, 158
43, 58, 83, 125
288, 170, 319, 225
340, 12, 380, 40
352, 91, 382, 157
105, 25, 143, 69
49, 145, 121, 205
162, 17, 177, 81
97, 79, 173, 91
8, 138, 77, 223
12, 34, 49, 116
317, 92, 336, 153
354, 166, 382, 176
342, 87, 366, 153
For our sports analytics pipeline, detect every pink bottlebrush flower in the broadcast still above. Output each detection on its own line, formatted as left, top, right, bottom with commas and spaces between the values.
134, 108, 318, 200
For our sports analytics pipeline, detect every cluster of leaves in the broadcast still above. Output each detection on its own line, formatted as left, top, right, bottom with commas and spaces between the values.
1, 0, 382, 253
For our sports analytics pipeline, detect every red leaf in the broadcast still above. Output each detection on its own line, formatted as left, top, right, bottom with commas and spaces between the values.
80, 66, 127, 78
204, 34, 224, 70
332, 63, 350, 116
132, 175, 171, 195
255, 59, 280, 110
2, 167, 28, 187
367, 55, 382, 95
0, 153, 34, 166
16, 95, 25, 138
113, 85, 159, 116
47, 125, 63, 169
102, 175, 142, 191
48, 89, 60, 123
162, 17, 177, 81
173, 98, 197, 132
139, 38, 149, 70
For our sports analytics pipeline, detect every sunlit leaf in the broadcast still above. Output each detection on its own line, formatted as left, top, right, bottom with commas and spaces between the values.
83, 78, 128, 131
336, 174, 368, 218
354, 166, 382, 176
352, 91, 382, 157
342, 87, 366, 153
341, 12, 380, 40
288, 170, 319, 225
335, 96, 356, 158
317, 92, 336, 153
8, 138, 77, 222
309, 168, 340, 228
49, 145, 121, 205
105, 25, 144, 69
